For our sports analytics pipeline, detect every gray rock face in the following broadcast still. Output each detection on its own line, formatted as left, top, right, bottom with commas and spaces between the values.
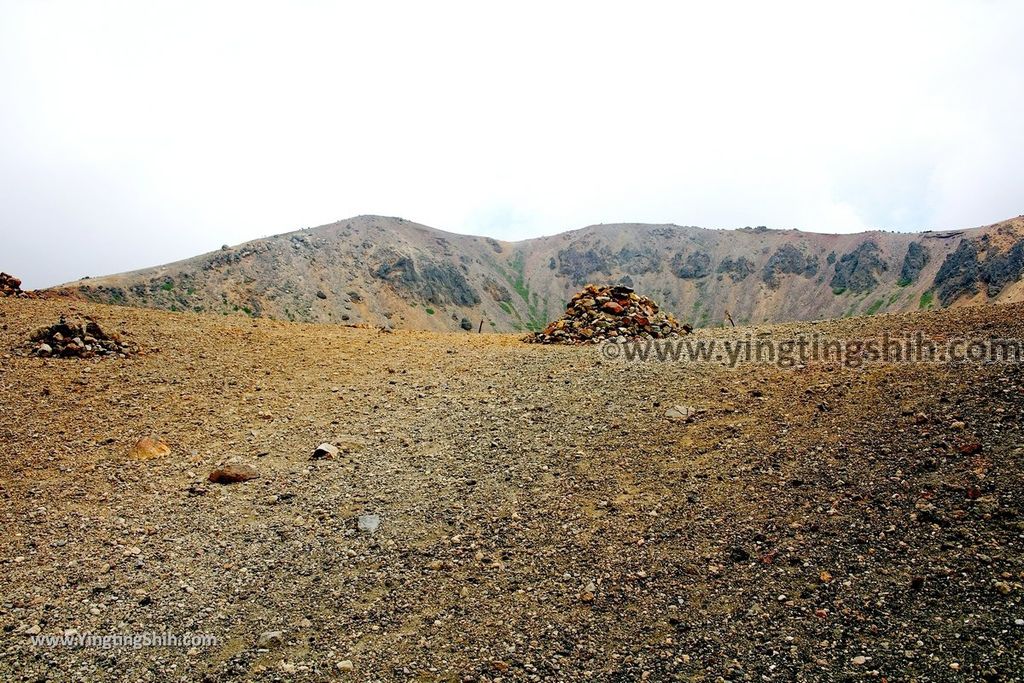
934, 241, 980, 304
830, 241, 887, 293
418, 263, 480, 306
899, 242, 930, 285
762, 245, 819, 288
934, 236, 1024, 304
615, 246, 662, 274
717, 256, 754, 281
557, 245, 612, 285
373, 252, 480, 306
671, 251, 712, 279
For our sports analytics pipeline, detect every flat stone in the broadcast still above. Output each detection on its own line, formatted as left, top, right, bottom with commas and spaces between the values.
665, 405, 698, 421
208, 464, 259, 484
357, 514, 380, 533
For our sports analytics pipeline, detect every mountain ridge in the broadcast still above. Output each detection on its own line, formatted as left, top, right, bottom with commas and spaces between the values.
50, 214, 1024, 331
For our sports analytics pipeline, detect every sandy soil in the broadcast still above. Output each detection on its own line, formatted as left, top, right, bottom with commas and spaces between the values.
1, 298, 1022, 682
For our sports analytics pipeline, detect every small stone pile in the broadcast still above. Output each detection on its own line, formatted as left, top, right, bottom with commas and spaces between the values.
528, 284, 690, 344
1, 272, 29, 297
25, 315, 139, 358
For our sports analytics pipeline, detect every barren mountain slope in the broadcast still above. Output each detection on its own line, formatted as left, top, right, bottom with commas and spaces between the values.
52, 215, 1024, 332
1, 297, 1022, 681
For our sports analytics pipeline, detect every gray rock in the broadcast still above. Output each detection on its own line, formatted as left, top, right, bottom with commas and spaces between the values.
665, 405, 698, 421
357, 514, 380, 533
258, 630, 284, 648
312, 442, 339, 459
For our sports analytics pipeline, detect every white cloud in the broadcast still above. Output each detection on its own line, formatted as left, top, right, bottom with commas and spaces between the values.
1, 0, 1022, 287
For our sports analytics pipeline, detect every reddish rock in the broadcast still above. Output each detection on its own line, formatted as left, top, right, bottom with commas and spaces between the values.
208, 464, 260, 484
959, 441, 983, 456
601, 301, 624, 314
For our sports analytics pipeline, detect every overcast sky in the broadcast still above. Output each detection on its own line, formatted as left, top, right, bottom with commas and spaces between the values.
2, 1, 1023, 288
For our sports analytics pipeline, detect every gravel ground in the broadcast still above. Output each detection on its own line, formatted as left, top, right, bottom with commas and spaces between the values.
1, 298, 1022, 682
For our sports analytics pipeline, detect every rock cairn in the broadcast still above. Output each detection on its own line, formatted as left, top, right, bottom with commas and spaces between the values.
1, 272, 29, 297
25, 315, 139, 358
528, 284, 690, 344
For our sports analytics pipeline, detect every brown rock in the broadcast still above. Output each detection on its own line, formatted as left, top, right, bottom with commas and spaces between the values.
601, 301, 624, 314
208, 464, 260, 484
959, 441, 983, 456
129, 437, 171, 461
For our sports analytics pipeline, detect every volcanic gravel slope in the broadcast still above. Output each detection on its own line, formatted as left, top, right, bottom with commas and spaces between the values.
1, 297, 1023, 682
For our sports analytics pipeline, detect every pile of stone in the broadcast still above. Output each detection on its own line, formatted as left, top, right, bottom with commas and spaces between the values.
26, 315, 139, 358
528, 284, 690, 344
0, 272, 29, 297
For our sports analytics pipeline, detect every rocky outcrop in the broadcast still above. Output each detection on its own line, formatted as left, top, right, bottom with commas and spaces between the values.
762, 245, 819, 288
373, 252, 418, 284
671, 251, 712, 279
482, 276, 512, 303
830, 241, 887, 293
899, 242, 929, 286
418, 263, 480, 306
615, 246, 661, 274
557, 245, 612, 285
934, 236, 1024, 304
716, 256, 754, 281
373, 252, 479, 306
